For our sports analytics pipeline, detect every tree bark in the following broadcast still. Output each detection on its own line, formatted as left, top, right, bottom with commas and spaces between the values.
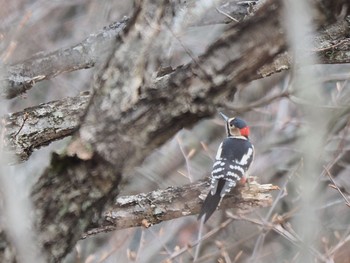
0, 2, 348, 99
32, 0, 286, 260
82, 180, 277, 237
0, 19, 128, 99
2, 93, 90, 163
0, 0, 349, 262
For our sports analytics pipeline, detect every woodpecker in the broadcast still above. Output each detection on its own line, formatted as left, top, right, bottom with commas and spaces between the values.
198, 112, 254, 223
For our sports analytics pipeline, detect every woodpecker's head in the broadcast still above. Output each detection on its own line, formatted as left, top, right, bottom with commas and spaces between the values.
219, 112, 250, 138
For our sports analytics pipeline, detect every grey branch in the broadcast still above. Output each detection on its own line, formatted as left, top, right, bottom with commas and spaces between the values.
27, 2, 287, 260
1, 9, 348, 164
0, 18, 128, 99
1, 93, 90, 163
0, 4, 349, 99
82, 180, 278, 237
0, 0, 348, 262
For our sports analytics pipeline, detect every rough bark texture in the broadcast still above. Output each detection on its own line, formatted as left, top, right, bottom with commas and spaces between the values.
0, 0, 349, 262
0, 18, 128, 99
31, 153, 121, 261
0, 2, 348, 99
83, 180, 277, 237
80, 0, 286, 170
1, 93, 90, 163
1, 14, 348, 165
2, 11, 349, 164
30, 1, 286, 260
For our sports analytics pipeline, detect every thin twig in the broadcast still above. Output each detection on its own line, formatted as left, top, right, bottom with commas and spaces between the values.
224, 89, 290, 113
324, 167, 350, 207
165, 218, 234, 262
227, 214, 329, 262
147, 227, 179, 263
14, 112, 29, 138
328, 233, 350, 258
312, 39, 350, 52
195, 233, 257, 263
176, 135, 194, 182
215, 7, 239, 22
249, 159, 302, 262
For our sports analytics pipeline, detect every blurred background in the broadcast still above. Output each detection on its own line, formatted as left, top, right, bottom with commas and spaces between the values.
1, 0, 350, 262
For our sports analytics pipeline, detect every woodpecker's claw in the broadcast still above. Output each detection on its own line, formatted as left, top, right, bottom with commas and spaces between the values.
239, 176, 251, 189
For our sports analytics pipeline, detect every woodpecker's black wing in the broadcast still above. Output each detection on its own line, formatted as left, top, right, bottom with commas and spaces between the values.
198, 137, 254, 222
211, 137, 254, 196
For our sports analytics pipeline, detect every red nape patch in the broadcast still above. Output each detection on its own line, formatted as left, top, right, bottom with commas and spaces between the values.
240, 127, 250, 137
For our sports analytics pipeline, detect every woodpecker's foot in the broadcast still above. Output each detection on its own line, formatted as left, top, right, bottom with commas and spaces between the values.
239, 176, 247, 185
240, 176, 250, 189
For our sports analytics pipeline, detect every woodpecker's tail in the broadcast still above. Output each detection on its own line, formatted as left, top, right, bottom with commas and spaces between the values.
198, 179, 224, 223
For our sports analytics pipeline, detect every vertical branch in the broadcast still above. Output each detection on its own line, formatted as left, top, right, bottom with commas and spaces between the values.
284, 0, 329, 261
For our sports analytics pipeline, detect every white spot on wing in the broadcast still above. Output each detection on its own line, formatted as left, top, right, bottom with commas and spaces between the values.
237, 147, 254, 166
212, 167, 224, 174
213, 160, 222, 167
215, 142, 223, 159
227, 171, 240, 180
210, 137, 254, 198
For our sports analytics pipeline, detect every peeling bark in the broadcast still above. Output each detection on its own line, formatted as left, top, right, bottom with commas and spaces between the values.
81, 0, 286, 170
28, 1, 286, 260
0, 2, 348, 99
1, 93, 89, 163
82, 180, 278, 237
0, 18, 128, 99
0, 0, 349, 262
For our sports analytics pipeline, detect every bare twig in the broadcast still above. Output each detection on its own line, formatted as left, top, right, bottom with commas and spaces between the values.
224, 88, 291, 113
324, 167, 350, 207
228, 214, 329, 262
312, 39, 350, 52
328, 233, 350, 258
176, 135, 195, 182
215, 7, 239, 23
166, 218, 235, 262
249, 160, 302, 262
13, 111, 28, 138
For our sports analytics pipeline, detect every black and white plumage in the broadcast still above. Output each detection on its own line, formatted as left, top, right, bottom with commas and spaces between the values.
198, 113, 254, 223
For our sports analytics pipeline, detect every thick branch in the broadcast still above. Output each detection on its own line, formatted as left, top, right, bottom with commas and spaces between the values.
83, 180, 278, 237
259, 19, 350, 77
80, 0, 287, 170
0, 18, 128, 99
0, 3, 349, 99
0, 0, 347, 262
1, 11, 348, 164
1, 93, 89, 163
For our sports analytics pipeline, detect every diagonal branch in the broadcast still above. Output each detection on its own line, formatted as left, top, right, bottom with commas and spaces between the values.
0, 18, 128, 99
1, 0, 348, 262
0, 4, 349, 99
1, 19, 348, 163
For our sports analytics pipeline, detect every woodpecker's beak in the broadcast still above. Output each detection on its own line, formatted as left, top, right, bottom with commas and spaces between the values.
219, 112, 229, 122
